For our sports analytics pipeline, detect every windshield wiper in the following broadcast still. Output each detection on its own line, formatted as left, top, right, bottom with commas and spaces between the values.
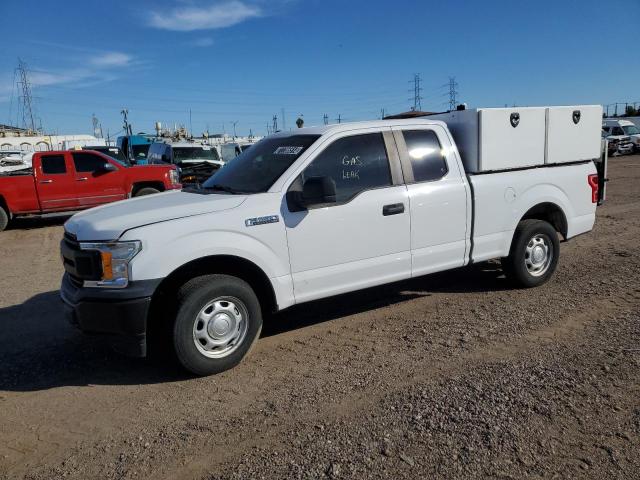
206, 184, 245, 194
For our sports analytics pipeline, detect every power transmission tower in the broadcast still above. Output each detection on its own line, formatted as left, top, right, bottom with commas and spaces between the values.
16, 58, 37, 132
408, 74, 423, 111
272, 115, 278, 132
447, 76, 459, 111
92, 113, 103, 138
323, 114, 329, 125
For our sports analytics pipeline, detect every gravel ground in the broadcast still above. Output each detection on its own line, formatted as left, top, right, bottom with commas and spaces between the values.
0, 156, 638, 480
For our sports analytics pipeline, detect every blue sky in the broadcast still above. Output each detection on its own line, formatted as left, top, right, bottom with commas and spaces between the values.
1, 0, 638, 136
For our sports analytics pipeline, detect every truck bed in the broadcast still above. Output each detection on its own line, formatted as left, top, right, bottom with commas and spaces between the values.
468, 161, 597, 263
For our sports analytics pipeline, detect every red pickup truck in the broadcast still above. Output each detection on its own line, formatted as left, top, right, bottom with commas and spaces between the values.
0, 150, 181, 231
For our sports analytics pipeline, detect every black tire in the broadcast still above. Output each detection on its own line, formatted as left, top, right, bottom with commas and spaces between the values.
173, 274, 262, 376
501, 219, 560, 288
0, 207, 8, 232
134, 187, 160, 197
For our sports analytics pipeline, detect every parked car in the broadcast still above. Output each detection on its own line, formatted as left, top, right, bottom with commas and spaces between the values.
602, 130, 634, 156
147, 141, 224, 185
0, 149, 180, 231
60, 106, 604, 376
602, 119, 640, 152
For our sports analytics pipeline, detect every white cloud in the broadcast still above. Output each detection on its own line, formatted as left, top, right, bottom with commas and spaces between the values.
192, 37, 215, 47
149, 1, 262, 31
0, 50, 137, 102
90, 52, 133, 68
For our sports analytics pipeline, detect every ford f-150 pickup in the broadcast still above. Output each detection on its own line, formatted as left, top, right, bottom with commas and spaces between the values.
60, 106, 606, 376
0, 149, 181, 231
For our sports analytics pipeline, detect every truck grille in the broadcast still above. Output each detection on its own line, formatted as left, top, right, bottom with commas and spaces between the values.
61, 232, 102, 285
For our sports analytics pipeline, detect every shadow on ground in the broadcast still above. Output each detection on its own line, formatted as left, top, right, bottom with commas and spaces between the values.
7, 214, 71, 231
0, 262, 508, 392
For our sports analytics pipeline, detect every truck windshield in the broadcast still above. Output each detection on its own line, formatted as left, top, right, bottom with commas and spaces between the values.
174, 147, 220, 162
202, 135, 320, 194
622, 125, 640, 135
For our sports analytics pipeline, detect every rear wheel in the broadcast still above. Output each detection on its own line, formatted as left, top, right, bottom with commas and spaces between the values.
502, 219, 559, 288
0, 207, 8, 232
173, 274, 263, 376
134, 187, 160, 197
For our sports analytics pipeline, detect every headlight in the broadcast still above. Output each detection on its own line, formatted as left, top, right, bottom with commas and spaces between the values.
168, 169, 179, 185
80, 241, 141, 288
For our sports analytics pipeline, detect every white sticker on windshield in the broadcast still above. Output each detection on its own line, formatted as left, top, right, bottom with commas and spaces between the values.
274, 146, 303, 155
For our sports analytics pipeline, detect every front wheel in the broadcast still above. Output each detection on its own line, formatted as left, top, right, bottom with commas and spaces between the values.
173, 275, 263, 376
502, 219, 559, 288
133, 187, 160, 197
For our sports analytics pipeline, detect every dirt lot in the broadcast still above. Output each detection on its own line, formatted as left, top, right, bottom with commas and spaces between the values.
1, 156, 639, 480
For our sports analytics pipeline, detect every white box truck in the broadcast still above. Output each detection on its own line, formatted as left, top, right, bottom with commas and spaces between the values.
60, 108, 605, 375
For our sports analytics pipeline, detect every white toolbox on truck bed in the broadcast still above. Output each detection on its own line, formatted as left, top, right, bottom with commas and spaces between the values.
545, 105, 602, 165
432, 105, 602, 173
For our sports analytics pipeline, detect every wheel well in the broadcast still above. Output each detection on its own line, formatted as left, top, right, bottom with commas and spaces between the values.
131, 182, 165, 196
148, 255, 278, 336
520, 202, 568, 239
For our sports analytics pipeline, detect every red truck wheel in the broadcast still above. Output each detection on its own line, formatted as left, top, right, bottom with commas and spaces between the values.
0, 207, 8, 232
134, 187, 160, 197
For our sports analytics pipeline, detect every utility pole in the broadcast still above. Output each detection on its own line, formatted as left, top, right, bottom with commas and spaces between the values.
409, 74, 423, 111
381, 108, 386, 119
337, 114, 342, 124
121, 109, 132, 136
272, 115, 278, 132
16, 58, 37, 132
281, 108, 286, 131
323, 114, 329, 125
189, 108, 193, 137
447, 76, 459, 111
231, 121, 238, 138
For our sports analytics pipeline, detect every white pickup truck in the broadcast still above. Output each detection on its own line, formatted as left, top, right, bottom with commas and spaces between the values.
60, 106, 605, 375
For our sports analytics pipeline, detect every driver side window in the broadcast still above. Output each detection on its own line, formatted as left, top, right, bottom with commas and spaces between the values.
301, 133, 391, 203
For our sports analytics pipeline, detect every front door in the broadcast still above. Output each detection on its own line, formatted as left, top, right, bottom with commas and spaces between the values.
283, 129, 411, 304
36, 153, 78, 211
71, 152, 127, 207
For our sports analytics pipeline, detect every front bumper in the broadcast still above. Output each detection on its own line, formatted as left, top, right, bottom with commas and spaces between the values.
60, 273, 161, 357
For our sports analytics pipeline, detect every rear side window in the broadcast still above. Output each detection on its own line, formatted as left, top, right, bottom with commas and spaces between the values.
41, 155, 66, 174
72, 152, 108, 172
301, 133, 391, 203
402, 130, 448, 182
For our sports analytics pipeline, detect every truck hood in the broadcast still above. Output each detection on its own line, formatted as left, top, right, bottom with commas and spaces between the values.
65, 190, 247, 240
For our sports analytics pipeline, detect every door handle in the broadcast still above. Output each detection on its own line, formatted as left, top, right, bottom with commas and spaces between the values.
39, 179, 53, 184
382, 203, 405, 216
76, 177, 88, 181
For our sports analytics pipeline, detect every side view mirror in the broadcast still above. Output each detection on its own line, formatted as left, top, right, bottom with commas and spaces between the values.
161, 154, 170, 163
301, 176, 336, 207
101, 162, 117, 172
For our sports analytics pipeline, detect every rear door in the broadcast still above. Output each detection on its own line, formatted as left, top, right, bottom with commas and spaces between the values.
391, 125, 469, 276
35, 153, 78, 211
71, 151, 128, 207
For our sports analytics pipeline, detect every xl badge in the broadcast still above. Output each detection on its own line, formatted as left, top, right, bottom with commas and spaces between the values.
245, 215, 279, 227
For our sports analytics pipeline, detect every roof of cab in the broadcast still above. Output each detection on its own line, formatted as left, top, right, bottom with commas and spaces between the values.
269, 118, 448, 137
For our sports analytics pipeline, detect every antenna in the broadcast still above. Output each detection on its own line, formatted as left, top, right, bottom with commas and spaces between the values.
408, 74, 423, 111
16, 58, 37, 132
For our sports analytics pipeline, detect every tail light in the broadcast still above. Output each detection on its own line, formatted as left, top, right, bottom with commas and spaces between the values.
588, 174, 599, 203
